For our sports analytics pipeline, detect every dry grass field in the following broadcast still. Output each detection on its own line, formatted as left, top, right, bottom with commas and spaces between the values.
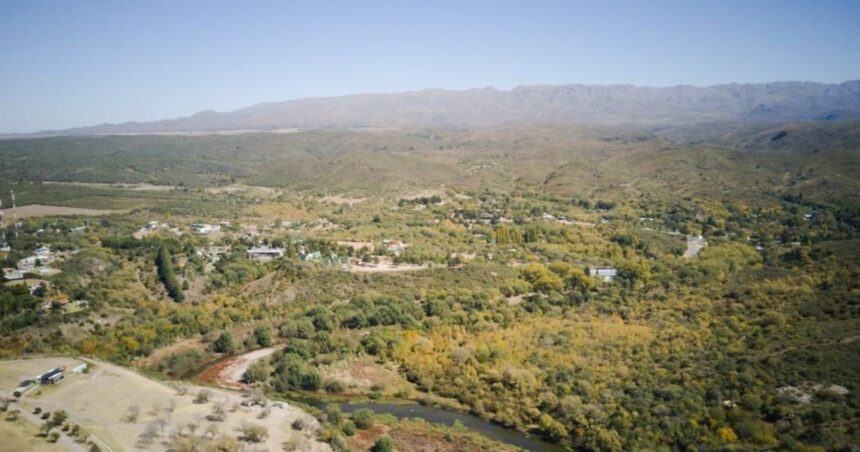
0, 358, 331, 452
0, 419, 67, 452
0, 205, 122, 225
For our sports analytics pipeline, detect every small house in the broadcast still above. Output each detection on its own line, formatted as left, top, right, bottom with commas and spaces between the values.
191, 223, 221, 235
590, 267, 618, 282
303, 251, 322, 262
34, 246, 52, 257
387, 241, 407, 255
3, 268, 25, 280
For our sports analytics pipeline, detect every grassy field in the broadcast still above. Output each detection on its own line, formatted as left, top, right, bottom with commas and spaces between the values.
1, 358, 330, 452
0, 419, 66, 452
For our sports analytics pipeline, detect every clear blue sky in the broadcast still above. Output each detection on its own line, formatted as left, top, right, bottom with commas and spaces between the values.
1, 0, 859, 133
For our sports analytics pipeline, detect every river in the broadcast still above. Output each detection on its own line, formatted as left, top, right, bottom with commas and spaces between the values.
295, 396, 567, 452
190, 350, 567, 451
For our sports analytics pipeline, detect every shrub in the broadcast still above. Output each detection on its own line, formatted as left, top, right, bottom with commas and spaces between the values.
291, 418, 307, 431
342, 420, 356, 436
324, 379, 345, 393
194, 389, 212, 404
371, 435, 394, 452
240, 422, 268, 443
352, 409, 375, 429
6, 409, 20, 421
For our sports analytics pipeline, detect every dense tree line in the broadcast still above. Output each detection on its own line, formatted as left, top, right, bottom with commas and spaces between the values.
155, 246, 184, 301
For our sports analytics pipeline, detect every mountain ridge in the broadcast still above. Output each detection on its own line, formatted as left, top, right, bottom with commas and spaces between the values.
27, 79, 860, 136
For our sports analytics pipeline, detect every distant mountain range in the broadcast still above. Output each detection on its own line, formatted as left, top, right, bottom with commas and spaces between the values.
35, 80, 860, 135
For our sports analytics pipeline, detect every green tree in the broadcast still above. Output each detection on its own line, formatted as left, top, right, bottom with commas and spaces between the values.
244, 359, 271, 384
213, 331, 235, 354
253, 325, 273, 347
155, 246, 184, 301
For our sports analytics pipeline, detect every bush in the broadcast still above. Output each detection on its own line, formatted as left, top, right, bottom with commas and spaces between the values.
324, 379, 345, 393
6, 409, 20, 421
352, 409, 375, 429
291, 417, 307, 431
194, 389, 212, 404
300, 370, 321, 391
240, 422, 268, 443
371, 435, 394, 452
326, 403, 342, 424
342, 420, 356, 436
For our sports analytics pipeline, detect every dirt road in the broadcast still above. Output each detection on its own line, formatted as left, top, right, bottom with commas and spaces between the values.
198, 346, 283, 389
684, 235, 707, 257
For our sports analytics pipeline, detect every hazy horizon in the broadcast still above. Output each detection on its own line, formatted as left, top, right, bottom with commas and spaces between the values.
2, 0, 860, 133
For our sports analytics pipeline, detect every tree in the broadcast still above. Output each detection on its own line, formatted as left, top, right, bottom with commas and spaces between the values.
717, 426, 738, 443
521, 263, 564, 293
155, 246, 184, 301
213, 331, 235, 354
244, 359, 271, 384
300, 370, 321, 390
50, 409, 68, 427
253, 325, 273, 347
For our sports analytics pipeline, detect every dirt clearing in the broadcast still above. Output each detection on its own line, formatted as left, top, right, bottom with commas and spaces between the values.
1, 204, 122, 224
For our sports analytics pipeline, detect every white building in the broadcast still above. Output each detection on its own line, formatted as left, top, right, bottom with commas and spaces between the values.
3, 268, 25, 280
196, 246, 229, 262
387, 241, 407, 255
247, 246, 285, 262
191, 223, 221, 235
589, 267, 618, 282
